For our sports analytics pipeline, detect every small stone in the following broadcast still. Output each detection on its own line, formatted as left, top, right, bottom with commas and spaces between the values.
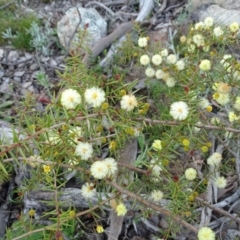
14, 71, 25, 77
55, 55, 65, 64
40, 56, 50, 63
49, 58, 57, 66
0, 49, 4, 59
13, 77, 22, 82
27, 85, 35, 93
0, 71, 4, 78
22, 82, 32, 88
24, 52, 32, 60
29, 63, 39, 71
8, 51, 19, 62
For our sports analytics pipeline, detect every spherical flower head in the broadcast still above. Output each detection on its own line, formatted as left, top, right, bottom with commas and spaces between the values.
81, 182, 96, 199
229, 21, 239, 32
75, 142, 93, 160
145, 67, 155, 77
84, 87, 105, 108
198, 98, 210, 109
170, 101, 189, 121
214, 176, 227, 188
195, 21, 204, 30
43, 165, 51, 173
61, 88, 82, 109
116, 202, 127, 216
152, 54, 162, 65
155, 69, 164, 79
150, 159, 162, 175
197, 227, 215, 240
167, 54, 177, 64
193, 34, 205, 47
150, 190, 164, 203
138, 37, 148, 47
199, 59, 211, 71
90, 160, 108, 179
160, 48, 168, 57
166, 77, 176, 87
207, 152, 222, 166
29, 209, 35, 217
140, 55, 150, 66
213, 26, 223, 37
152, 140, 162, 151
228, 111, 239, 122
216, 93, 230, 105
96, 225, 104, 233
185, 168, 197, 180
120, 94, 138, 111
180, 35, 186, 43
104, 157, 118, 176
216, 82, 232, 94
175, 60, 185, 70
204, 17, 214, 27
234, 96, 240, 111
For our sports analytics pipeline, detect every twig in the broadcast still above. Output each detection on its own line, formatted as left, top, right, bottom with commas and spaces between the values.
165, 1, 186, 12
137, 118, 240, 133
64, 7, 82, 58
196, 197, 240, 225
156, 0, 167, 14
12, 194, 118, 240
1, 58, 32, 66
107, 180, 198, 234
85, 1, 115, 17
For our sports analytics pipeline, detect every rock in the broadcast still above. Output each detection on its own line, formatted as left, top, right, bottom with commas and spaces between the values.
13, 77, 22, 82
22, 82, 32, 88
7, 51, 19, 62
198, 4, 240, 25
14, 71, 25, 77
57, 7, 107, 52
29, 63, 39, 71
0, 49, 4, 59
24, 52, 32, 60
49, 58, 57, 66
0, 71, 4, 79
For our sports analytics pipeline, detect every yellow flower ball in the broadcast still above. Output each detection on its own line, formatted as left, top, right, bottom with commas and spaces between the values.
96, 225, 104, 233
201, 146, 209, 153
182, 139, 190, 146
206, 106, 212, 112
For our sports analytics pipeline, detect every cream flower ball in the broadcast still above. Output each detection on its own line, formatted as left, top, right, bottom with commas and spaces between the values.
214, 176, 227, 189
229, 21, 239, 32
207, 152, 222, 166
138, 37, 148, 47
75, 142, 93, 160
185, 168, 197, 180
195, 21, 204, 30
140, 55, 150, 66
81, 182, 96, 199
116, 203, 127, 216
120, 94, 138, 111
155, 69, 164, 79
145, 67, 155, 77
104, 157, 118, 176
216, 93, 230, 105
84, 87, 105, 107
197, 227, 215, 240
152, 54, 162, 65
204, 17, 214, 27
193, 34, 205, 47
160, 48, 168, 57
150, 190, 164, 203
170, 101, 189, 121
213, 26, 223, 37
199, 59, 211, 71
90, 160, 108, 179
234, 96, 240, 111
166, 77, 176, 87
167, 54, 177, 64
175, 60, 185, 70
61, 88, 82, 109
